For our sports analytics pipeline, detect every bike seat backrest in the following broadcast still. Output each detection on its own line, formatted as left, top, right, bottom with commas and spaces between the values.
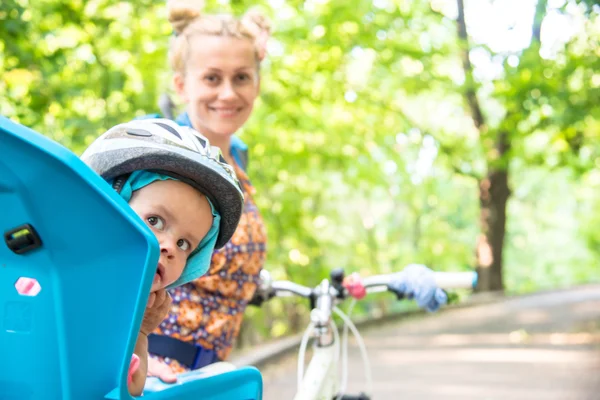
0, 116, 159, 400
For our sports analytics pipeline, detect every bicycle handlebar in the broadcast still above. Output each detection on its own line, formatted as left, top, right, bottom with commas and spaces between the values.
270, 280, 313, 298
251, 268, 477, 398
259, 270, 477, 301
362, 271, 477, 290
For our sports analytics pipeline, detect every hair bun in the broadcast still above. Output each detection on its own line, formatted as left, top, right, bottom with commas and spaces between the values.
241, 8, 272, 36
167, 0, 205, 35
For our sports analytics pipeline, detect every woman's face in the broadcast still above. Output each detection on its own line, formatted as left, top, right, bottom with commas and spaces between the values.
174, 35, 260, 142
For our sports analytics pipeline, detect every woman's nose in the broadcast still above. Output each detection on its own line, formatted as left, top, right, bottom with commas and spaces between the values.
218, 80, 237, 100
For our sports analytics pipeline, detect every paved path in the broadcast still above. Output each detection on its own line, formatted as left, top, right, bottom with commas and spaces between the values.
261, 285, 600, 399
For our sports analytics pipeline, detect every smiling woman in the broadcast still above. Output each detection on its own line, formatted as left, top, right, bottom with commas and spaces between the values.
166, 0, 269, 155
144, 0, 270, 384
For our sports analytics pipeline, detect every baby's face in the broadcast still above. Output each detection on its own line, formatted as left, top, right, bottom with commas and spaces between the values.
128, 180, 213, 292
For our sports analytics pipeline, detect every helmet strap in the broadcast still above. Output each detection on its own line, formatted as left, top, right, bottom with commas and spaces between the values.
112, 173, 131, 195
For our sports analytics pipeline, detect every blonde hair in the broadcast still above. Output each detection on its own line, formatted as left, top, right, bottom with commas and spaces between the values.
167, 0, 271, 74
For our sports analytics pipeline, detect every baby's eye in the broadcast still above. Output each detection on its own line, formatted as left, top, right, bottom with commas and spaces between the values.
147, 216, 165, 230
177, 239, 191, 251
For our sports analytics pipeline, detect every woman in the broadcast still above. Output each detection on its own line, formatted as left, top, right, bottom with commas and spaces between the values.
146, 0, 270, 381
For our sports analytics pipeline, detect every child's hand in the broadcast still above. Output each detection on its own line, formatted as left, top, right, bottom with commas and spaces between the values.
140, 289, 172, 336
148, 357, 177, 383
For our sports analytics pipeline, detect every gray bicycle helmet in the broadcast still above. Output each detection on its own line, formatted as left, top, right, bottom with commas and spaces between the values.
80, 118, 243, 248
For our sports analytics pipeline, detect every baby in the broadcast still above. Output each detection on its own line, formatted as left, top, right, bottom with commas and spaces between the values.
81, 119, 244, 395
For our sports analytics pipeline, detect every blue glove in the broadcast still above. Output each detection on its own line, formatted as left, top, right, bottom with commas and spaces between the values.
389, 264, 448, 312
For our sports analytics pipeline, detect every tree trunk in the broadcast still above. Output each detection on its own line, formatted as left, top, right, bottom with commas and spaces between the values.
476, 133, 510, 291
455, 0, 512, 292
473, 0, 546, 290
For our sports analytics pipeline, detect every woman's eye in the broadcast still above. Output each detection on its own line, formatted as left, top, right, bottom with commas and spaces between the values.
204, 75, 220, 84
236, 73, 251, 82
177, 239, 191, 251
147, 216, 165, 230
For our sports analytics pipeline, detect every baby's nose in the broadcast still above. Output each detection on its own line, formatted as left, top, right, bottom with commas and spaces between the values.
159, 240, 176, 259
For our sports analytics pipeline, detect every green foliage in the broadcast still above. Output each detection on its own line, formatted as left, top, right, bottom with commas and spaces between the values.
2, 0, 599, 341
0, 0, 171, 153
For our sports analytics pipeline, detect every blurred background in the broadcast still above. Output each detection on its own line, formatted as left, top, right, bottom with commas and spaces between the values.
1, 0, 599, 349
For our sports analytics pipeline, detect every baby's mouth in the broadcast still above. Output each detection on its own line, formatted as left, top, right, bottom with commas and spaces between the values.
154, 262, 166, 285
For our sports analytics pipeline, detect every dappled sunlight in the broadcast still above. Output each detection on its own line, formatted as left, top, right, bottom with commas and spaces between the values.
363, 332, 600, 348
513, 309, 551, 324
547, 332, 600, 345
476, 234, 494, 267
371, 381, 579, 399
571, 299, 600, 316
375, 347, 597, 365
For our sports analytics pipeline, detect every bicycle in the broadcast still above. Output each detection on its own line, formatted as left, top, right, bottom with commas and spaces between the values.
250, 267, 477, 400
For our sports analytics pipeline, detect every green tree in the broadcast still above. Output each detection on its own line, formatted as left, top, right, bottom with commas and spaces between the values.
2, 0, 598, 341
451, 0, 599, 291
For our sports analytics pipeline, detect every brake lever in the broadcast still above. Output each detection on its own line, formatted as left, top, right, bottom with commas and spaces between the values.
387, 282, 450, 304
330, 267, 347, 300
386, 283, 407, 301
247, 287, 275, 307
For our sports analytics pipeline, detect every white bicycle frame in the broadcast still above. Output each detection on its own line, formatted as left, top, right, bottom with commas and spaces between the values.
263, 270, 476, 400
294, 303, 373, 400
294, 339, 338, 400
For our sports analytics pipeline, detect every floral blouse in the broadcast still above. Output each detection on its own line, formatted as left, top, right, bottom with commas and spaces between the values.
152, 163, 267, 371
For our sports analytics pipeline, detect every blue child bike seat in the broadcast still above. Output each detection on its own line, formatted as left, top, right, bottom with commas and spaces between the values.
0, 116, 262, 400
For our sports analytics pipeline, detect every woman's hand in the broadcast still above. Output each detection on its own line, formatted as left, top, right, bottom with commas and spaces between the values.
389, 264, 448, 312
141, 289, 172, 336
147, 357, 178, 383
